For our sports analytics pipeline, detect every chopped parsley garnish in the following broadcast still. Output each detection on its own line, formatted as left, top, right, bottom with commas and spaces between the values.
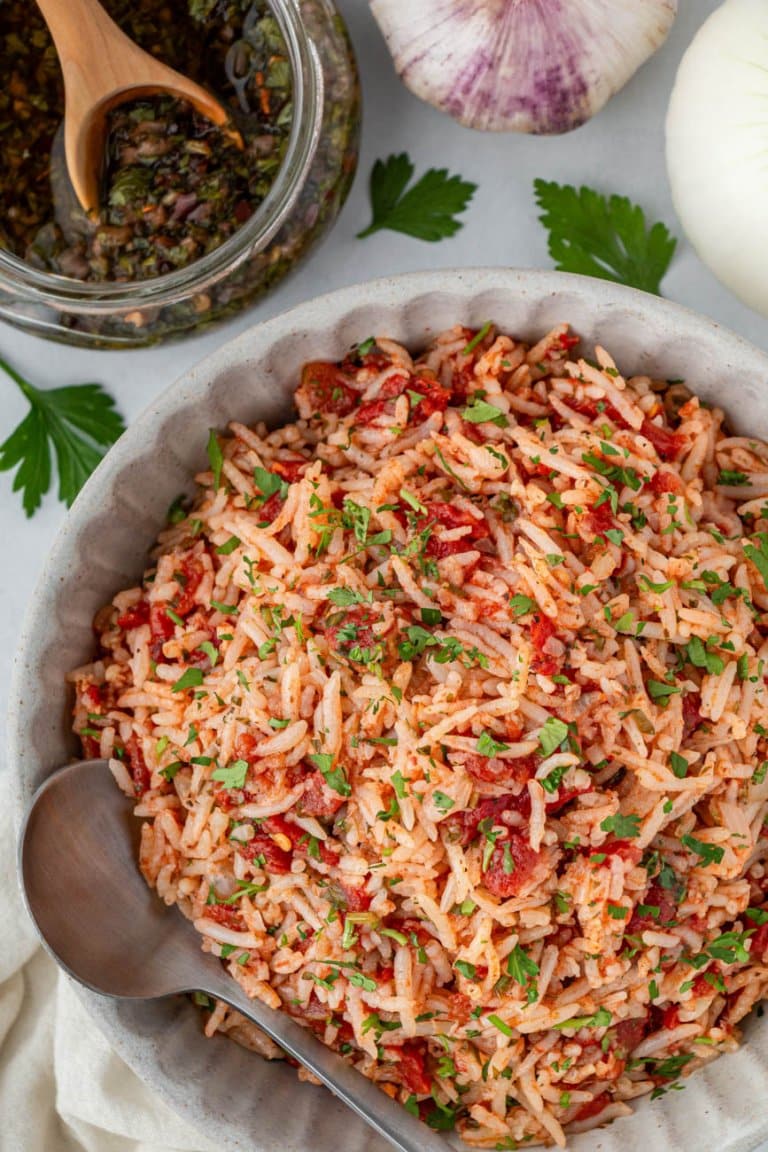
327, 586, 372, 607
744, 532, 768, 590
207, 429, 224, 489
309, 751, 351, 797
681, 835, 724, 867
462, 322, 492, 356
510, 594, 537, 617
647, 678, 681, 702
216, 535, 240, 555
477, 730, 510, 757
506, 945, 539, 987
211, 759, 248, 789
717, 470, 749, 485
433, 790, 455, 813
670, 752, 688, 779
172, 667, 205, 692
455, 959, 477, 980
487, 1014, 514, 1038
553, 1007, 612, 1031
600, 812, 641, 839
462, 396, 508, 428
538, 716, 569, 757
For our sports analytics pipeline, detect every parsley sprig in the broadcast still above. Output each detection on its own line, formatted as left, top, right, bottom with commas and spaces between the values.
0, 358, 125, 516
358, 153, 476, 242
534, 179, 677, 295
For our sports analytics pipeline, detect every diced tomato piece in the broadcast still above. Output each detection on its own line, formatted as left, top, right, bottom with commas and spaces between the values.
555, 332, 580, 352
84, 683, 102, 709
461, 751, 538, 786
271, 456, 306, 483
175, 557, 205, 617
443, 794, 528, 847
299, 361, 357, 416
640, 417, 685, 461
650, 469, 682, 495
408, 375, 450, 422
204, 902, 245, 929
423, 502, 489, 559
614, 1016, 648, 1054
682, 691, 702, 739
355, 398, 390, 425
149, 603, 175, 641
600, 840, 644, 867
751, 921, 768, 961
448, 991, 473, 1024
259, 491, 285, 522
341, 882, 372, 912
126, 734, 151, 795
586, 498, 614, 536
117, 600, 150, 630
394, 1043, 431, 1095
483, 831, 540, 899
546, 786, 592, 814
565, 396, 600, 421
628, 880, 679, 933
297, 771, 345, 819
662, 1005, 680, 1029
326, 606, 378, 656
244, 831, 292, 874
377, 964, 395, 983
691, 975, 713, 998
573, 1092, 610, 1123
530, 614, 560, 676
233, 733, 261, 767
80, 734, 101, 759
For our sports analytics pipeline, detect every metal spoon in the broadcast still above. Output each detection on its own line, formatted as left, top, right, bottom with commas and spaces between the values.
35, 0, 243, 214
19, 759, 448, 1152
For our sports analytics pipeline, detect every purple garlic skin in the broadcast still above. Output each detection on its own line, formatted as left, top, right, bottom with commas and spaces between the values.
370, 0, 678, 134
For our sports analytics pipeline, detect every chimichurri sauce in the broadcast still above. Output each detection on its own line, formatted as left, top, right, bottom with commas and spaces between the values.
0, 0, 292, 281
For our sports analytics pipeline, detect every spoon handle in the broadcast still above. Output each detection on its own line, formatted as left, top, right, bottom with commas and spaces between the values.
197, 976, 449, 1152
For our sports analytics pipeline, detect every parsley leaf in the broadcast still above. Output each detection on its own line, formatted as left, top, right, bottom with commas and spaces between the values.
538, 716, 569, 757
681, 834, 724, 867
461, 397, 508, 428
600, 812, 641, 839
211, 759, 248, 789
506, 944, 539, 986
533, 179, 677, 295
477, 730, 510, 757
0, 358, 126, 517
309, 751, 351, 797
744, 533, 768, 590
357, 153, 476, 242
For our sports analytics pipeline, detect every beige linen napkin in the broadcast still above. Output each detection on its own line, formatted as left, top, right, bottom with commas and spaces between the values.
0, 767, 218, 1152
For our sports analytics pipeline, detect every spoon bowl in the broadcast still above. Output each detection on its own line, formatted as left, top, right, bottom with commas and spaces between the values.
19, 759, 447, 1152
35, 0, 242, 214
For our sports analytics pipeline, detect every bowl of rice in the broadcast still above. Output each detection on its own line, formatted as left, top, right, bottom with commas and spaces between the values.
10, 268, 768, 1152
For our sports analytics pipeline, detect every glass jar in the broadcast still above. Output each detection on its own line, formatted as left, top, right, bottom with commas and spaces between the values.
0, 0, 359, 348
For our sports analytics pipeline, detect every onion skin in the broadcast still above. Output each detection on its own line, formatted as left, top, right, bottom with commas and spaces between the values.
666, 0, 768, 318
371, 0, 678, 134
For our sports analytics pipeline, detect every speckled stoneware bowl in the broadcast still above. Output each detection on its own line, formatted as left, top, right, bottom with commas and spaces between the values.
10, 269, 768, 1152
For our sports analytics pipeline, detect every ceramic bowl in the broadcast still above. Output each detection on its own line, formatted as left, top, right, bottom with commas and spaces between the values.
10, 269, 768, 1152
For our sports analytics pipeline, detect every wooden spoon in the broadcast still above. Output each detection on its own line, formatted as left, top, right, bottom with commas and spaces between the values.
36, 0, 243, 215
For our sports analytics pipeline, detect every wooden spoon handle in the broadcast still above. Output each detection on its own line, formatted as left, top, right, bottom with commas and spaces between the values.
34, 0, 241, 212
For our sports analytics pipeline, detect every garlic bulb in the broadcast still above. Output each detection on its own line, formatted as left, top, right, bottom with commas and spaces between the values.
370, 0, 678, 134
666, 0, 768, 317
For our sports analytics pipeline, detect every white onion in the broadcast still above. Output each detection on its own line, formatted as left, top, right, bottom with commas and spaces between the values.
666, 0, 768, 316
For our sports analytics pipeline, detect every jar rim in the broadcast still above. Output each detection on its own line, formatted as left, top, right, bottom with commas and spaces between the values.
0, 0, 321, 314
